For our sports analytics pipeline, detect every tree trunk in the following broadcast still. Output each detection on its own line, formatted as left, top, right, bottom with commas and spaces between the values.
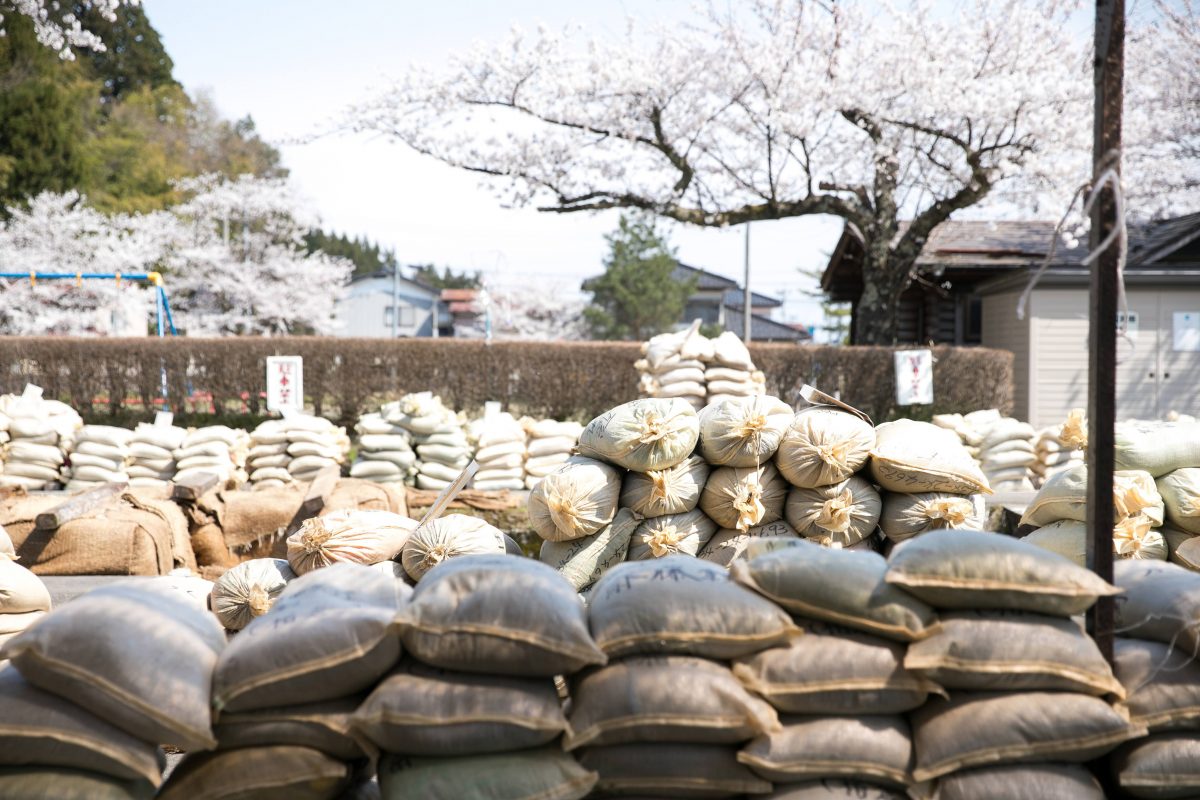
852, 247, 916, 345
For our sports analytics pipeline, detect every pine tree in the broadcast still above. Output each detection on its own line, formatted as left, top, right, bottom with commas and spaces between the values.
584, 214, 695, 341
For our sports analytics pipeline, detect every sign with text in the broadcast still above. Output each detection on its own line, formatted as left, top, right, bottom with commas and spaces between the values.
894, 349, 934, 406
266, 356, 304, 413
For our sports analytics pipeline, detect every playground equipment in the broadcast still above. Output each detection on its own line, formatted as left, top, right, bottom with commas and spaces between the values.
0, 271, 178, 337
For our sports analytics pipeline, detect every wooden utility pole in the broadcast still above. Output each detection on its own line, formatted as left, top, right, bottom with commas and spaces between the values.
1086, 0, 1123, 665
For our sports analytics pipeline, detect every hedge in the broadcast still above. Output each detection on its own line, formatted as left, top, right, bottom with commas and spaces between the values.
0, 337, 1013, 426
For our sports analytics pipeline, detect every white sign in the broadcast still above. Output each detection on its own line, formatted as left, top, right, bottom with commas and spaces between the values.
1117, 310, 1139, 334
1174, 311, 1200, 352
894, 349, 934, 406
266, 356, 304, 413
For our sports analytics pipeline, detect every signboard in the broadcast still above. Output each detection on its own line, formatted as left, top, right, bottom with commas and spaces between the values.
894, 349, 934, 406
1174, 311, 1200, 352
266, 356, 304, 413
1117, 310, 1139, 334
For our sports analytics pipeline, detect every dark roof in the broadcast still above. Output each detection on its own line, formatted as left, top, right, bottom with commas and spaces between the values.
721, 307, 812, 342
722, 288, 782, 309
348, 266, 440, 295
672, 262, 739, 290
822, 213, 1200, 302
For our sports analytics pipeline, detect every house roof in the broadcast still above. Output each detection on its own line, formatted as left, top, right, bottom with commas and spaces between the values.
441, 288, 479, 302
822, 213, 1200, 302
720, 306, 812, 342
722, 288, 783, 309
348, 267, 441, 297
672, 262, 739, 290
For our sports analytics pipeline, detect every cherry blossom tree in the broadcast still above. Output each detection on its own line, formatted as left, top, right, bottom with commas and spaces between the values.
164, 174, 352, 336
480, 283, 587, 340
0, 191, 167, 334
0, 0, 136, 59
350, 0, 1198, 344
0, 176, 354, 336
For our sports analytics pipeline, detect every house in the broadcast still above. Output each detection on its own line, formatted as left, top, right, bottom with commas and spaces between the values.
821, 213, 1200, 425
333, 268, 452, 338
583, 261, 810, 343
441, 288, 484, 338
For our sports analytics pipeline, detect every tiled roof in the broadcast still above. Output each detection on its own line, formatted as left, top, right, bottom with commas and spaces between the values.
720, 307, 812, 342
722, 288, 783, 309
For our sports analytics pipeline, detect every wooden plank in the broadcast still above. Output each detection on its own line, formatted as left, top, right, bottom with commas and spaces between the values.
170, 471, 221, 503
35, 482, 127, 530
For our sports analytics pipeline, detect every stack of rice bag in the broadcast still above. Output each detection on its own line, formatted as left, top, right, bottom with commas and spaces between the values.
0, 394, 81, 490
62, 425, 132, 491
349, 412, 416, 485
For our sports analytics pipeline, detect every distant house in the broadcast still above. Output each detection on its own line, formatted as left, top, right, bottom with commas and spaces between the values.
333, 268, 452, 338
821, 213, 1200, 424
441, 288, 483, 338
583, 261, 810, 343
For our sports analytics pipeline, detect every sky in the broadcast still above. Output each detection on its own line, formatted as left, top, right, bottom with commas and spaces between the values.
143, 0, 840, 331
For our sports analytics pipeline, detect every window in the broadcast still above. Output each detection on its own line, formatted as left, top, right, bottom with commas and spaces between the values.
384, 304, 418, 328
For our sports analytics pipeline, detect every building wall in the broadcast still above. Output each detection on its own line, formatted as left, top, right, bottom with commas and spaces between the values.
335, 278, 435, 337
988, 287, 1200, 426
981, 291, 1031, 420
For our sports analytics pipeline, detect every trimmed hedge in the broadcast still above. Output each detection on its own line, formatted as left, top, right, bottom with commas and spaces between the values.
0, 337, 1012, 425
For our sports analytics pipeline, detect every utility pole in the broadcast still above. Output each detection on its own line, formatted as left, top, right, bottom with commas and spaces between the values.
391, 265, 399, 338
1086, 0, 1123, 665
743, 222, 752, 343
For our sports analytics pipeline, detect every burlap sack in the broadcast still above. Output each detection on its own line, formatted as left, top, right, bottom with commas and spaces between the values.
213, 563, 408, 713
1112, 734, 1200, 799
588, 556, 797, 659
738, 715, 913, 789
0, 554, 51, 613
932, 764, 1105, 800
9, 493, 180, 576
1166, 525, 1200, 570
400, 514, 507, 582
910, 691, 1144, 782
528, 457, 622, 542
1114, 560, 1200, 661
209, 558, 297, 631
1115, 419, 1200, 476
759, 781, 908, 799
732, 540, 936, 642
378, 747, 597, 800
565, 655, 779, 749
697, 521, 799, 568
286, 509, 416, 575
0, 490, 61, 545
1025, 516, 1166, 566
904, 611, 1123, 696
580, 743, 770, 798
620, 455, 709, 518
156, 745, 350, 800
577, 398, 699, 472
0, 580, 226, 749
1115, 638, 1200, 732
700, 462, 789, 532
0, 767, 154, 800
402, 554, 605, 677
733, 620, 940, 714
869, 420, 990, 494
1158, 468, 1200, 534
776, 407, 875, 489
0, 665, 164, 786
879, 492, 985, 542
785, 476, 881, 547
626, 509, 717, 560
352, 661, 567, 756
884, 529, 1121, 616
213, 695, 371, 762
539, 508, 639, 591
698, 396, 792, 467
1022, 466, 1164, 528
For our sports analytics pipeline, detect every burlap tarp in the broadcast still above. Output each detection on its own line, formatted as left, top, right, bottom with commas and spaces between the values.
0, 489, 192, 576
191, 479, 406, 565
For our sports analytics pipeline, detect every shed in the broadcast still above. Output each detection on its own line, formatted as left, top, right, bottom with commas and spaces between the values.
821, 213, 1200, 425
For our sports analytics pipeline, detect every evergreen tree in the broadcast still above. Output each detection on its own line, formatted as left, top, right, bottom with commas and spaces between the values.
584, 214, 695, 341
304, 228, 398, 276
74, 3, 178, 103
411, 264, 482, 289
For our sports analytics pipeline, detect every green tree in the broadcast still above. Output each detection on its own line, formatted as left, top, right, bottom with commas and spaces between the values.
305, 229, 398, 276
411, 264, 482, 289
74, 3, 178, 103
0, 15, 93, 207
584, 214, 695, 341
